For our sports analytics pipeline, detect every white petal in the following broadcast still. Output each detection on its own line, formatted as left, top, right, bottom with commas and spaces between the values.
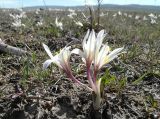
87, 30, 95, 54
43, 55, 63, 69
98, 47, 123, 69
89, 30, 96, 52
96, 30, 106, 52
42, 43, 54, 59
97, 30, 105, 38
103, 47, 123, 65
43, 59, 53, 69
54, 55, 63, 69
95, 44, 110, 65
95, 45, 106, 64
107, 47, 124, 59
61, 48, 70, 67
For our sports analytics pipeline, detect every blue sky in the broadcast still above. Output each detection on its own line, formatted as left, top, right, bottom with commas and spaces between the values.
0, 0, 159, 8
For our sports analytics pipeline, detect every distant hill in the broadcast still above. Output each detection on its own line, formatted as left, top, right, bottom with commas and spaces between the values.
101, 4, 160, 12
22, 4, 160, 12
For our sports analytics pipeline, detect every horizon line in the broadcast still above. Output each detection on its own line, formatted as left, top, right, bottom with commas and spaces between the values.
0, 3, 160, 9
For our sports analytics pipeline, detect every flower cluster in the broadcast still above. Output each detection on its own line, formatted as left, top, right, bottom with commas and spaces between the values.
43, 29, 124, 110
55, 17, 63, 30
9, 10, 26, 27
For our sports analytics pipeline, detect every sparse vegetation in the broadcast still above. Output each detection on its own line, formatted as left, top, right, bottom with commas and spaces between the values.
0, 4, 160, 119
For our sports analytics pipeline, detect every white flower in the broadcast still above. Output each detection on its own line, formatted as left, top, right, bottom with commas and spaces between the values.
55, 17, 63, 30
9, 13, 16, 19
92, 30, 123, 71
42, 43, 91, 89
35, 9, 40, 14
67, 12, 77, 19
72, 30, 96, 66
9, 11, 26, 19
128, 14, 132, 18
19, 11, 27, 18
12, 19, 25, 27
74, 21, 83, 27
135, 15, 140, 20
148, 13, 157, 19
9, 10, 26, 28
36, 19, 43, 26
36, 21, 43, 26
72, 30, 124, 110
94, 44, 123, 71
72, 30, 124, 71
118, 11, 122, 16
67, 9, 77, 19
151, 18, 157, 24
143, 16, 148, 21
42, 43, 71, 72
113, 13, 117, 17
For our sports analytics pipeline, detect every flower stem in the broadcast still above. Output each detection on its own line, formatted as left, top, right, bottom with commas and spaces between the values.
93, 69, 98, 83
87, 64, 96, 92
92, 91, 102, 110
66, 70, 92, 91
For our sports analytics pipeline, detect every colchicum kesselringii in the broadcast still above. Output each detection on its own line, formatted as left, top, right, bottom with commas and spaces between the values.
43, 29, 124, 110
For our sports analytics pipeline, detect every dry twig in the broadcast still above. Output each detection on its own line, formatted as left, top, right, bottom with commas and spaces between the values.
0, 42, 30, 56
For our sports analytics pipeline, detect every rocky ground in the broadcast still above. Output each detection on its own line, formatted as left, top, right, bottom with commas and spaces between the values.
0, 8, 160, 119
